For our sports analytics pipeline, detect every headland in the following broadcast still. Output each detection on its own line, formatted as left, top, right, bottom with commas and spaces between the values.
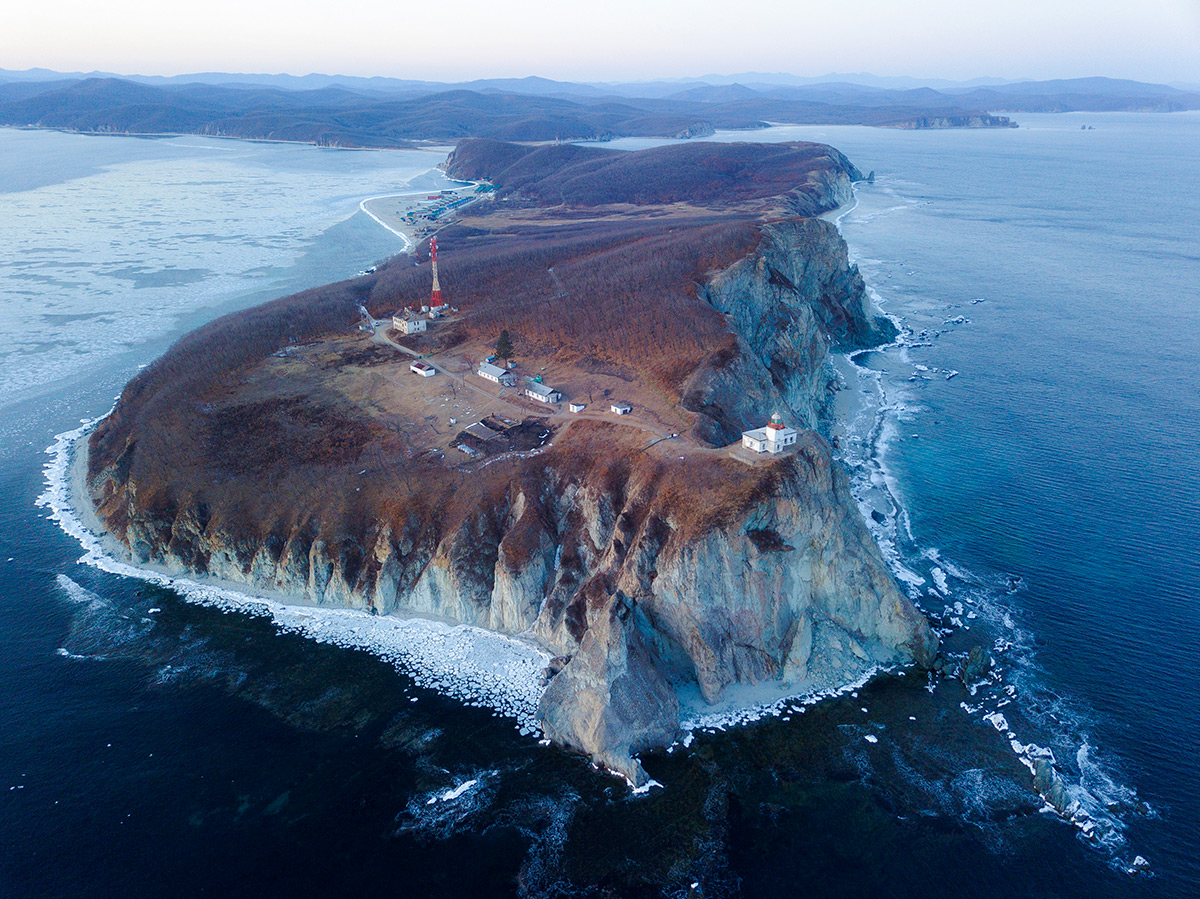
82, 137, 937, 783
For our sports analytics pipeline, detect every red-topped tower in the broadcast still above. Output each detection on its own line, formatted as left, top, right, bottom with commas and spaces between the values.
429, 236, 445, 309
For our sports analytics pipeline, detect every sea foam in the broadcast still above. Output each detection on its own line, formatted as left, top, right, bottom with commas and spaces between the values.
40, 417, 550, 735
832, 183, 1152, 870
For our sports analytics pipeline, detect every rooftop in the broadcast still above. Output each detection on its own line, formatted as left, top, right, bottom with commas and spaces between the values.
742, 423, 798, 441
464, 421, 502, 441
478, 361, 509, 378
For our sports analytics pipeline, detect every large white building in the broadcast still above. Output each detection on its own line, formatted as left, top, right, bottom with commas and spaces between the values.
524, 382, 561, 404
393, 310, 427, 334
477, 361, 516, 386
741, 413, 798, 454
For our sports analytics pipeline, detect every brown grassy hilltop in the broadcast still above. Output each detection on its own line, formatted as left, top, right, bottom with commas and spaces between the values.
90, 138, 875, 544
87, 137, 932, 782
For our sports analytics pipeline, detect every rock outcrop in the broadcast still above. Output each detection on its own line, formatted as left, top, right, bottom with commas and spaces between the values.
684, 217, 895, 444
94, 424, 933, 783
87, 142, 936, 784
539, 593, 679, 779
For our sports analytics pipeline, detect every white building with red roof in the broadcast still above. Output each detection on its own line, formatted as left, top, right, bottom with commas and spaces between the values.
741, 412, 798, 454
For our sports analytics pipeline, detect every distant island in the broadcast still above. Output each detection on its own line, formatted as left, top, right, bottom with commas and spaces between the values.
80, 137, 941, 783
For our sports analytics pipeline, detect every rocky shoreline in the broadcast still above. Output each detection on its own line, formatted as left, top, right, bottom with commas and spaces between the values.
81, 140, 938, 784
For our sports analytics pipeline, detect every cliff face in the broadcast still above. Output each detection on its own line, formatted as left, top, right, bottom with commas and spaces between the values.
97, 427, 932, 784
528, 432, 935, 782
88, 135, 940, 787
88, 222, 931, 785
684, 217, 896, 445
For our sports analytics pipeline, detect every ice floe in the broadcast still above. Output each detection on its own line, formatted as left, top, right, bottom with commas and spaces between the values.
40, 417, 550, 735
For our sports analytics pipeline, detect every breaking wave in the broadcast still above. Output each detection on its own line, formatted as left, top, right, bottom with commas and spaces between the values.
39, 416, 549, 736
832, 182, 1153, 873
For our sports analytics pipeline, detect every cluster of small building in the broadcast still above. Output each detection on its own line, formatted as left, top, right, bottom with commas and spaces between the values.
393, 303, 452, 334
413, 351, 797, 459
476, 361, 564, 404
399, 185, 492, 230
476, 361, 641, 417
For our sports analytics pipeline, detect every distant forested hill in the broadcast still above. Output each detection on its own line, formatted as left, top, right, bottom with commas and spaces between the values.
4, 73, 1192, 146
0, 76, 1015, 145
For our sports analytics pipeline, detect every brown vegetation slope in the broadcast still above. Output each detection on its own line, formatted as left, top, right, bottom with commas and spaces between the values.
87, 138, 931, 780
89, 135, 885, 603
444, 138, 863, 213
366, 216, 758, 401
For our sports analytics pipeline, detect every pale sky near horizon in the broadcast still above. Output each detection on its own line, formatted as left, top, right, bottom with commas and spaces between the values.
5, 0, 1199, 84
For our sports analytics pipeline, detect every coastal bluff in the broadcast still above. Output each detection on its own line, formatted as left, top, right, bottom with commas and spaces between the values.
86, 138, 936, 783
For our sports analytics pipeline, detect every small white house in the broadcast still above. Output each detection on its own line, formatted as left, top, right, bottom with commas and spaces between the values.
524, 382, 562, 404
741, 412, 799, 454
478, 362, 516, 386
393, 311, 427, 334
410, 361, 436, 377
568, 402, 586, 413
611, 402, 632, 415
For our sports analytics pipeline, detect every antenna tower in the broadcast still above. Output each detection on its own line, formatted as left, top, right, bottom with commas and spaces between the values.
430, 236, 444, 308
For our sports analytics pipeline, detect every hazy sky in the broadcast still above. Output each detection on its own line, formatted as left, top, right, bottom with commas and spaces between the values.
6, 0, 1199, 84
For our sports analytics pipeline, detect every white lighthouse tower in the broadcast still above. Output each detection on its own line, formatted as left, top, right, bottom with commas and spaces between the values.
741, 412, 799, 454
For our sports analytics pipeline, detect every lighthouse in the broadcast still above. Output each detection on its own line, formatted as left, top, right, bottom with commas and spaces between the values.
741, 412, 799, 454
428, 236, 445, 318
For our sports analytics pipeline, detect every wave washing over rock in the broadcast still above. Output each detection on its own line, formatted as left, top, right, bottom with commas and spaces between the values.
827, 184, 1154, 872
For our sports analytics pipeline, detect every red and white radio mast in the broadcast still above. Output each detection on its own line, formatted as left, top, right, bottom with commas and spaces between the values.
429, 236, 445, 309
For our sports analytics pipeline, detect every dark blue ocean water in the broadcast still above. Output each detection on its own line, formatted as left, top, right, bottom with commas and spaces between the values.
815, 112, 1200, 891
1, 117, 1197, 896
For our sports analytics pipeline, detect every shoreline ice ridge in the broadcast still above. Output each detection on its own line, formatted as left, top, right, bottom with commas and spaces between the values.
358, 194, 415, 251
39, 417, 550, 734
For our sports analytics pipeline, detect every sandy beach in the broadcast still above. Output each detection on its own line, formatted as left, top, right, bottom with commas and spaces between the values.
360, 181, 483, 250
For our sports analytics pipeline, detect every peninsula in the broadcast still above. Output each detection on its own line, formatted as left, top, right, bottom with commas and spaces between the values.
85, 138, 937, 783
